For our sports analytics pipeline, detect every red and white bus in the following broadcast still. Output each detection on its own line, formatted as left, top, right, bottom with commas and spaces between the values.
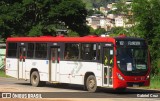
5, 35, 150, 92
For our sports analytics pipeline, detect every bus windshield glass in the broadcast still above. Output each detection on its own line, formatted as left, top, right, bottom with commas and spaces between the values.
115, 39, 149, 75
117, 47, 148, 74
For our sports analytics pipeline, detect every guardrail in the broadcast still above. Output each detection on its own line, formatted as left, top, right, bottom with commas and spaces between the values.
0, 55, 5, 70
0, 64, 4, 70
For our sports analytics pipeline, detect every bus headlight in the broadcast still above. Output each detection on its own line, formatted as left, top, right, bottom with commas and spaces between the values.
117, 73, 124, 80
146, 75, 150, 80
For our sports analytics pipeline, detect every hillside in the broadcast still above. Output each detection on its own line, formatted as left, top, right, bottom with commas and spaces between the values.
82, 0, 117, 9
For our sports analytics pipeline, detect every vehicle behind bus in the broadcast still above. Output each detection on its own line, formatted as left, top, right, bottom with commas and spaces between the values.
5, 36, 150, 92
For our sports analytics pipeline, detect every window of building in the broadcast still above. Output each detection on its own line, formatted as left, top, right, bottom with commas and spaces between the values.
35, 43, 47, 59
27, 43, 35, 58
7, 43, 17, 57
64, 43, 80, 60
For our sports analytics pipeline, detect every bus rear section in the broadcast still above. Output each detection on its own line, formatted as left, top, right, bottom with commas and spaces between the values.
5, 36, 151, 92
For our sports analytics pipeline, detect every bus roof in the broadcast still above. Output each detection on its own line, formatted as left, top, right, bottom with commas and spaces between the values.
6, 36, 116, 43
6, 35, 145, 43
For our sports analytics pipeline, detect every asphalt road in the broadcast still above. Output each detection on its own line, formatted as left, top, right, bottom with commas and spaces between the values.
0, 77, 160, 101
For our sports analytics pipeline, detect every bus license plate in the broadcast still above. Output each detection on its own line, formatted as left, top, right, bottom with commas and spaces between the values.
133, 84, 139, 87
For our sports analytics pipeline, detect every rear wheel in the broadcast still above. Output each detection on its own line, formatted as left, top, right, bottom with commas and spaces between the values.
30, 71, 45, 87
86, 75, 97, 92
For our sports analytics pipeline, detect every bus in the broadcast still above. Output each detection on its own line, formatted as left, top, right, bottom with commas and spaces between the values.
5, 35, 150, 92
0, 43, 6, 70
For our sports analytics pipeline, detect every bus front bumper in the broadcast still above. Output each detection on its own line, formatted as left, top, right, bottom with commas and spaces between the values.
114, 77, 150, 89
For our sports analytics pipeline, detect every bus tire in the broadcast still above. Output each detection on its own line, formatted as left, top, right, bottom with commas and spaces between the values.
86, 75, 97, 92
30, 71, 45, 87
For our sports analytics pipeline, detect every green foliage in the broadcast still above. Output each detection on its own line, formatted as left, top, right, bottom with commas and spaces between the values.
111, 27, 126, 35
0, 1, 25, 39
88, 26, 107, 35
132, 0, 160, 75
87, 9, 104, 16
67, 30, 79, 37
49, 0, 88, 35
0, 0, 88, 39
112, 0, 130, 15
82, 0, 111, 9
111, 0, 137, 36
149, 75, 160, 89
28, 23, 43, 36
0, 70, 10, 78
94, 28, 106, 35
89, 26, 95, 34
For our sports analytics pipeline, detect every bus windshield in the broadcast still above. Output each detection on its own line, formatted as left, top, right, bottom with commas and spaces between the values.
117, 47, 148, 75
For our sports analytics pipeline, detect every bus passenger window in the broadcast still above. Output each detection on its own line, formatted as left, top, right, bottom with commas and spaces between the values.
7, 43, 17, 57
64, 51, 70, 60
81, 43, 96, 61
35, 43, 47, 59
27, 43, 34, 58
97, 44, 101, 61
64, 43, 79, 60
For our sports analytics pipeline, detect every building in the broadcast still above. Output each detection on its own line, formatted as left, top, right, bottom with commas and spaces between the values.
115, 16, 124, 27
86, 15, 107, 30
86, 0, 134, 31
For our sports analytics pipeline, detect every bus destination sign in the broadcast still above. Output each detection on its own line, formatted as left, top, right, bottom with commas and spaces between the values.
117, 40, 146, 46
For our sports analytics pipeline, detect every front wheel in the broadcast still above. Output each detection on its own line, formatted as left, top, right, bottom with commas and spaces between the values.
86, 75, 97, 92
30, 71, 45, 87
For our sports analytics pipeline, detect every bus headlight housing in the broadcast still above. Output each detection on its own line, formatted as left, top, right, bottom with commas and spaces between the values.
117, 73, 124, 80
146, 75, 150, 80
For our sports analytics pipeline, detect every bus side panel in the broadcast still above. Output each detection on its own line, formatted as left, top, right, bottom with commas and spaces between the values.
70, 62, 102, 86
25, 59, 49, 81
6, 58, 18, 78
60, 61, 102, 86
59, 61, 73, 83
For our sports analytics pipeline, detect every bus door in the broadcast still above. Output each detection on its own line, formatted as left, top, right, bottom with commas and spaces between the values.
18, 47, 26, 79
103, 45, 114, 87
49, 47, 60, 82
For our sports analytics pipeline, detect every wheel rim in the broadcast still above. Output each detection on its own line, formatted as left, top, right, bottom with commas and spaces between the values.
88, 79, 95, 89
32, 75, 38, 84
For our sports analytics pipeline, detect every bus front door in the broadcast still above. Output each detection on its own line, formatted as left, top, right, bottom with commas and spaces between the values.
18, 47, 26, 79
50, 47, 60, 82
103, 46, 114, 87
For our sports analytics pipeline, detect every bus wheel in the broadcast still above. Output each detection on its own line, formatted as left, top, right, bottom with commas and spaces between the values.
86, 75, 97, 92
30, 71, 45, 87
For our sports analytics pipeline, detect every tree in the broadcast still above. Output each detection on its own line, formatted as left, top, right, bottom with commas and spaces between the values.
94, 28, 106, 35
87, 9, 104, 16
82, 0, 112, 9
0, 0, 88, 39
0, 1, 25, 39
132, 0, 160, 75
111, 27, 126, 35
67, 30, 79, 37
49, 0, 88, 36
